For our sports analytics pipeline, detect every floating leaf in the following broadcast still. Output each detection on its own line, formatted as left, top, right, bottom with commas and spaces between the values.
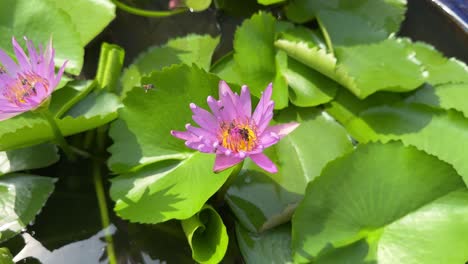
109, 64, 219, 173
181, 204, 228, 264
281, 56, 338, 107
285, 0, 406, 46
0, 144, 59, 176
110, 154, 231, 224
0, 174, 56, 243
47, 0, 116, 45
0, 91, 120, 151
292, 142, 464, 262
49, 80, 96, 118
186, 0, 212, 11
121, 35, 220, 97
226, 107, 352, 232
233, 12, 289, 109
346, 104, 468, 186
0, 248, 13, 264
407, 82, 468, 118
211, 52, 243, 85
257, 0, 285, 5
403, 40, 468, 85
236, 223, 293, 264
0, 0, 83, 74
276, 38, 425, 99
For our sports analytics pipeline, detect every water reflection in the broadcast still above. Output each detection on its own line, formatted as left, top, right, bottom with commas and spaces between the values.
14, 226, 116, 264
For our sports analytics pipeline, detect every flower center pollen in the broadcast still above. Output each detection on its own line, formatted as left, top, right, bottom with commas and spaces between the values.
219, 121, 257, 153
3, 73, 49, 106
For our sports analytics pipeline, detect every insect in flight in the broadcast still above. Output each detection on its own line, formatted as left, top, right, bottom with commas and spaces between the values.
142, 84, 155, 93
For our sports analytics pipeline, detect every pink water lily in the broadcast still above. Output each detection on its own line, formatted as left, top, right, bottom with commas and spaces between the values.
171, 81, 299, 173
0, 37, 67, 121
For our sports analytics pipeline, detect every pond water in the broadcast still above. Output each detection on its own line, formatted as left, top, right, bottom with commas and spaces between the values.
1, 0, 466, 263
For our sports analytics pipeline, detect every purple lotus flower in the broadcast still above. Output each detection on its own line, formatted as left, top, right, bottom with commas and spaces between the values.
0, 37, 66, 121
171, 81, 299, 173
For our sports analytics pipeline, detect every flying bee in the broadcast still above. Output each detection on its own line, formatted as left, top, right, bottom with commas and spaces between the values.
239, 128, 250, 141
0, 66, 5, 74
142, 84, 154, 93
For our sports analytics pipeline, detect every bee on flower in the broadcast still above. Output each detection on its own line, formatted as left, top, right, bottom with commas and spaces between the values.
171, 81, 299, 173
0, 37, 67, 121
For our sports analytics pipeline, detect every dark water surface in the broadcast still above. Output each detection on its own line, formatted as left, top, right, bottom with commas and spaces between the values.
1, 0, 467, 263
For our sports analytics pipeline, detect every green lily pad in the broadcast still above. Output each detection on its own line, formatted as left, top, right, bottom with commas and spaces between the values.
226, 107, 353, 232
285, 0, 406, 46
281, 57, 338, 107
182, 204, 228, 264
257, 0, 285, 5
403, 40, 468, 85
292, 142, 464, 262
276, 38, 426, 99
0, 174, 56, 243
110, 154, 231, 224
109, 64, 220, 173
47, 0, 115, 45
348, 104, 468, 186
233, 12, 289, 109
0, 144, 59, 176
236, 223, 293, 264
211, 52, 243, 85
0, 248, 13, 264
407, 82, 468, 118
186, 0, 212, 11
49, 80, 96, 118
121, 34, 220, 97
0, 0, 83, 74
0, 91, 120, 151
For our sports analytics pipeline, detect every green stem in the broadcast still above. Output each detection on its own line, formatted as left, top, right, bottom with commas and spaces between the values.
95, 43, 125, 92
111, 0, 188, 17
93, 159, 117, 264
40, 109, 76, 161
317, 17, 334, 54
93, 125, 117, 264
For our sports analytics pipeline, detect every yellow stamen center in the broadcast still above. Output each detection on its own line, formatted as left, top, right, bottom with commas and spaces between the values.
4, 73, 49, 105
219, 121, 257, 153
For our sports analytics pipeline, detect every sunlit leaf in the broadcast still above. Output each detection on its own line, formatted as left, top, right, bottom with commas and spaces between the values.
0, 174, 56, 243
186, 0, 212, 11
49, 80, 96, 118
257, 0, 285, 5
0, 0, 83, 74
47, 0, 116, 45
281, 57, 338, 107
0, 144, 59, 176
285, 0, 406, 46
0, 91, 120, 151
226, 107, 352, 232
121, 35, 220, 97
403, 40, 468, 85
347, 104, 468, 186
407, 83, 468, 118
276, 38, 425, 99
109, 64, 220, 173
233, 12, 289, 109
110, 154, 231, 224
0, 248, 13, 264
211, 52, 243, 85
182, 204, 228, 264
292, 142, 464, 262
